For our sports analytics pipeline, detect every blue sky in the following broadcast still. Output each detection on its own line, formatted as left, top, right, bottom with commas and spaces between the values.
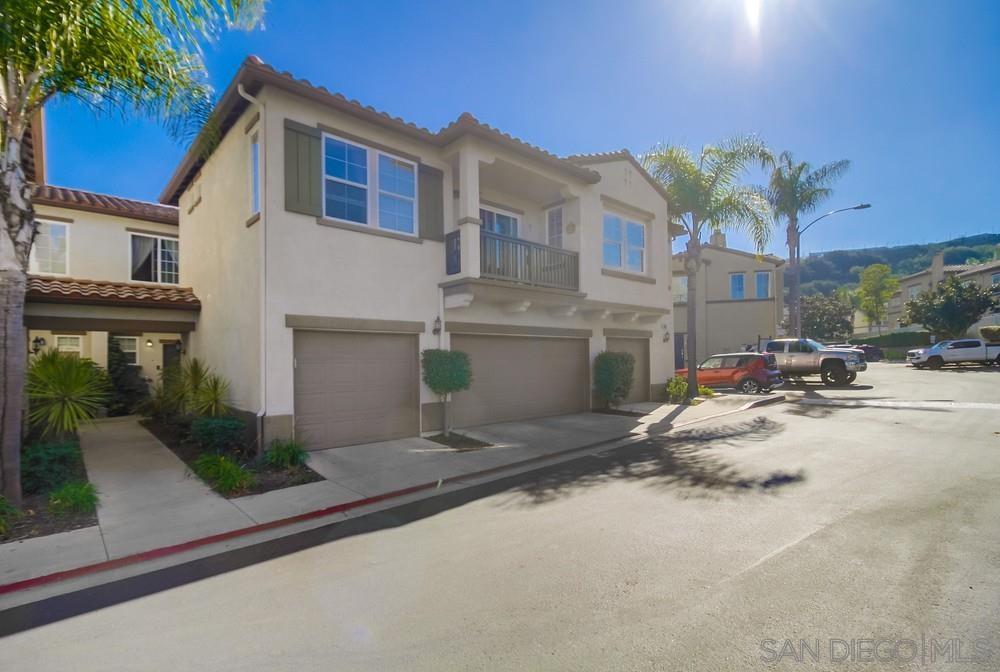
43, 0, 1000, 257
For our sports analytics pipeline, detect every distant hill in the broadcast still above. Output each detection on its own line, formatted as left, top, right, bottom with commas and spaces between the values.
798, 233, 1000, 296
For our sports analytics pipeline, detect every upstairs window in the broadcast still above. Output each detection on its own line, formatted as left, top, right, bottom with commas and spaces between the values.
250, 133, 260, 215
730, 272, 745, 299
907, 285, 921, 300
377, 155, 416, 234
29, 221, 69, 275
480, 206, 518, 237
324, 136, 368, 224
547, 207, 563, 248
602, 214, 645, 273
755, 271, 771, 298
673, 275, 688, 303
131, 233, 179, 284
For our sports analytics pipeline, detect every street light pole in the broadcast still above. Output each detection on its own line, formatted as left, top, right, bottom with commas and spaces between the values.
790, 203, 871, 337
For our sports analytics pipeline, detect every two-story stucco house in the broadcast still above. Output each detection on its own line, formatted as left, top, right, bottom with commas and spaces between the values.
671, 232, 785, 368
156, 56, 679, 450
24, 157, 197, 381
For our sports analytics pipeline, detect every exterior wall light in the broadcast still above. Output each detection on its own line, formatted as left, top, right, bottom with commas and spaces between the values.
145, 339, 154, 348
432, 316, 442, 336
31, 336, 47, 354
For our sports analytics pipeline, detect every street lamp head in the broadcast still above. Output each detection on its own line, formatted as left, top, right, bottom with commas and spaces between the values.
854, 203, 872, 210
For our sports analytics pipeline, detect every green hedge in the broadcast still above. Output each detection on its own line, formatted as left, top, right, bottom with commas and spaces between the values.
851, 331, 932, 347
191, 417, 247, 454
21, 441, 82, 495
593, 351, 635, 407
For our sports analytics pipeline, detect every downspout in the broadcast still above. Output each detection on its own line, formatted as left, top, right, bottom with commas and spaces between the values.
238, 84, 268, 454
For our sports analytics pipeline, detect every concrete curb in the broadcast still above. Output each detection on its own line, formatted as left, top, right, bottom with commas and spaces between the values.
0, 396, 787, 606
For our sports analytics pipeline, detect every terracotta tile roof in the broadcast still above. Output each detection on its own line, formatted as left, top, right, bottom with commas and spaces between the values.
160, 56, 601, 204
26, 276, 200, 310
34, 184, 178, 225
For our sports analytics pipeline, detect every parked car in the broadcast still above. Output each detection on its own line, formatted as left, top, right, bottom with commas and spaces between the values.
763, 338, 867, 386
906, 338, 1000, 369
677, 352, 784, 394
830, 342, 884, 362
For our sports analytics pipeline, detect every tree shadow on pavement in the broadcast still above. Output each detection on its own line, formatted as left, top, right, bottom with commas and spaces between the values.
503, 416, 804, 506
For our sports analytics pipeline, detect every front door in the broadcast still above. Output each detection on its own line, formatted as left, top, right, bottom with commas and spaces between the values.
674, 333, 687, 370
162, 342, 181, 372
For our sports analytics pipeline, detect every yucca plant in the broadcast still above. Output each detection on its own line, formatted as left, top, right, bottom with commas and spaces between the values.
26, 350, 110, 439
193, 373, 231, 418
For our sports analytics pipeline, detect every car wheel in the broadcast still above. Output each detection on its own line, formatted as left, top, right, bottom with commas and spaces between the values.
928, 356, 944, 370
845, 371, 857, 384
737, 377, 761, 394
821, 362, 849, 386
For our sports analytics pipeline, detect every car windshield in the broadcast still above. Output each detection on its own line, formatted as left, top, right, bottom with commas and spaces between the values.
804, 339, 826, 351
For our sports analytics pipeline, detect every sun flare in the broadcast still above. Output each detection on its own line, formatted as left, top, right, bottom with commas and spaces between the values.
745, 0, 762, 34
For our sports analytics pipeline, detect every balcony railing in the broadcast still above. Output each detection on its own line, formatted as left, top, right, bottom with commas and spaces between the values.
479, 230, 579, 291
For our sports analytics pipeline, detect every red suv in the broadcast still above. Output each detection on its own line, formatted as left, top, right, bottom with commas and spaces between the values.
677, 352, 784, 394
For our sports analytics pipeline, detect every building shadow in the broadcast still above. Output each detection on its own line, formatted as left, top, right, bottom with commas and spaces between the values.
502, 416, 804, 506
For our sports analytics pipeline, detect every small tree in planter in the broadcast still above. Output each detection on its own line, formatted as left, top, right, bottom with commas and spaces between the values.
593, 351, 635, 409
421, 349, 472, 437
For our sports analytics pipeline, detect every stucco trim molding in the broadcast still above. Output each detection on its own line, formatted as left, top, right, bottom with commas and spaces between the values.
456, 216, 483, 227
316, 217, 423, 244
285, 314, 426, 333
446, 322, 592, 338
600, 194, 655, 222
603, 328, 653, 338
601, 268, 656, 285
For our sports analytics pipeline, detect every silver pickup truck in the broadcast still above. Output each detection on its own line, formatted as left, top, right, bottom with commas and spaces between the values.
762, 338, 867, 386
907, 338, 1000, 369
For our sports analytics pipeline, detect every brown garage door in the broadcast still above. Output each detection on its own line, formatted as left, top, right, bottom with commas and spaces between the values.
606, 337, 650, 403
450, 334, 589, 427
293, 330, 419, 449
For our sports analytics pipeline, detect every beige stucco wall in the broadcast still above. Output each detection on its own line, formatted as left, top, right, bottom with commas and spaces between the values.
674, 245, 783, 361
33, 204, 178, 282
178, 104, 263, 414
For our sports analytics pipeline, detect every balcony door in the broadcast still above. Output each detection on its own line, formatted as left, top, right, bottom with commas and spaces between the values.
480, 206, 518, 238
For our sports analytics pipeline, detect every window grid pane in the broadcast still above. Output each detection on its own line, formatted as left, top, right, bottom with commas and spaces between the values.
755, 271, 770, 298
324, 137, 369, 224
131, 235, 157, 282
34, 222, 68, 274
625, 221, 644, 273
378, 155, 416, 233
113, 337, 138, 365
547, 208, 563, 248
159, 239, 179, 284
731, 273, 745, 299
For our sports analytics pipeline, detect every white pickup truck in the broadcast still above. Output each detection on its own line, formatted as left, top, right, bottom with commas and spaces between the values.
907, 338, 1000, 369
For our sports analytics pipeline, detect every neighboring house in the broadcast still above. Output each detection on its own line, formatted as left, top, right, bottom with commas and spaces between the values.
885, 250, 1000, 333
671, 232, 784, 368
22, 125, 196, 381
157, 56, 679, 450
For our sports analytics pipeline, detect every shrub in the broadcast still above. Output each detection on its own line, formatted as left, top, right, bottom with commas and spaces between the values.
191, 373, 231, 418
0, 496, 20, 536
666, 376, 689, 404
48, 482, 99, 515
27, 350, 110, 438
698, 385, 715, 398
851, 331, 932, 347
21, 440, 81, 495
190, 416, 247, 454
265, 439, 308, 469
193, 454, 254, 495
980, 325, 1000, 342
593, 351, 635, 408
421, 349, 473, 436
106, 338, 150, 416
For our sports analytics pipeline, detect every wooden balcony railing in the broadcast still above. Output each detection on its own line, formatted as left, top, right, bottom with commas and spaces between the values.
479, 230, 579, 291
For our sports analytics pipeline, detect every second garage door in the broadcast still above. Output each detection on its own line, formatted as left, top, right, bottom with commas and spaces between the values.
451, 334, 590, 427
605, 337, 650, 403
293, 330, 420, 450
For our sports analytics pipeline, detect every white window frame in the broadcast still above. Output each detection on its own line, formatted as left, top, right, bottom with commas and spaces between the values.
113, 336, 139, 366
602, 212, 646, 274
250, 131, 261, 216
730, 272, 746, 300
754, 270, 771, 298
546, 206, 563, 248
55, 335, 82, 355
907, 285, 921, 300
28, 219, 70, 276
320, 131, 419, 237
673, 275, 688, 303
129, 233, 180, 285
479, 204, 520, 238
376, 152, 418, 236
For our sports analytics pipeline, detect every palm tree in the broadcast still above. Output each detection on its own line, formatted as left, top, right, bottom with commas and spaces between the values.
0, 0, 263, 505
642, 136, 773, 399
767, 152, 850, 338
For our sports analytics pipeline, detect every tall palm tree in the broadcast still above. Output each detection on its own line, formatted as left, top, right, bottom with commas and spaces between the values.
642, 136, 773, 399
767, 152, 850, 337
0, 0, 263, 505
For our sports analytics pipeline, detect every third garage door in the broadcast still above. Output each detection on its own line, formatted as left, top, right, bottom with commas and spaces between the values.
605, 337, 650, 403
451, 334, 590, 427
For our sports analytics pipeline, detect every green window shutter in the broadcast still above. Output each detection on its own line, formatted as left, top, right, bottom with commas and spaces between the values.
418, 164, 444, 242
284, 119, 322, 217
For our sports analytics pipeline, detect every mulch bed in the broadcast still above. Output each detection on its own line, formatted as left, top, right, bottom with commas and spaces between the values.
425, 433, 493, 451
592, 408, 647, 418
0, 447, 98, 545
141, 418, 324, 498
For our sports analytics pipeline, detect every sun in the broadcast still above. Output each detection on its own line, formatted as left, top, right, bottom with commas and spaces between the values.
745, 0, 762, 34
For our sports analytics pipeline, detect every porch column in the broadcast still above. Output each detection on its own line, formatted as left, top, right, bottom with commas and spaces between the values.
456, 146, 481, 279
90, 331, 109, 368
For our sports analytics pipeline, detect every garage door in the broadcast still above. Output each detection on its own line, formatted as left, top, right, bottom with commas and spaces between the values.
606, 337, 650, 404
293, 330, 419, 449
450, 334, 589, 427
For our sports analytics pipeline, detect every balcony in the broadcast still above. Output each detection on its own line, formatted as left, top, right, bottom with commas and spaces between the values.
446, 230, 579, 292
